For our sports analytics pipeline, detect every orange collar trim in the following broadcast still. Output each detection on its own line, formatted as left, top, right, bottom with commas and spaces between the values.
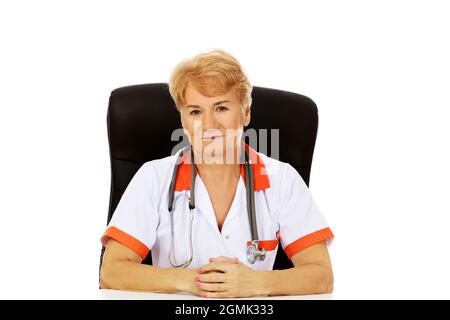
174, 143, 270, 191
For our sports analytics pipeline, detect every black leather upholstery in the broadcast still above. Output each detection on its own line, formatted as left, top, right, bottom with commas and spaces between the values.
101, 83, 319, 270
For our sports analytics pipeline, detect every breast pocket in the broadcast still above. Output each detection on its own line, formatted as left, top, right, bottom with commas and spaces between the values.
245, 232, 280, 271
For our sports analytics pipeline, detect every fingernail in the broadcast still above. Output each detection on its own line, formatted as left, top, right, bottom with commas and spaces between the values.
195, 281, 200, 287
201, 292, 207, 297
194, 275, 199, 281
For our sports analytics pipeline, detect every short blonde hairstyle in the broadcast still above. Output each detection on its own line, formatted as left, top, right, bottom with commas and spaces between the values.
168, 49, 252, 110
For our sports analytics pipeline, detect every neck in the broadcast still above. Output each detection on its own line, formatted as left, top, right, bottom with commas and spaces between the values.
194, 146, 243, 183
196, 163, 241, 182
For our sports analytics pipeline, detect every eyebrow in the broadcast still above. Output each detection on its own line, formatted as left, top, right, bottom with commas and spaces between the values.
185, 100, 230, 109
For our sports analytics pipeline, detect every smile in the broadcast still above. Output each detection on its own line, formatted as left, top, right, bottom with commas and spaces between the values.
202, 135, 223, 141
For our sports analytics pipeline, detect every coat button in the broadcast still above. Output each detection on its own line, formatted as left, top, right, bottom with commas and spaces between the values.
225, 235, 230, 239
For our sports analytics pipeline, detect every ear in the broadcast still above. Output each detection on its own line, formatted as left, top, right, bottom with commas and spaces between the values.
243, 104, 251, 127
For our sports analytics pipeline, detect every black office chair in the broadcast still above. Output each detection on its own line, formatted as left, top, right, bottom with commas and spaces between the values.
101, 83, 319, 271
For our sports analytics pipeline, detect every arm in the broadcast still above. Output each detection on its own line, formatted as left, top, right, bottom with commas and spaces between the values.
100, 239, 201, 295
196, 241, 333, 297
260, 241, 334, 296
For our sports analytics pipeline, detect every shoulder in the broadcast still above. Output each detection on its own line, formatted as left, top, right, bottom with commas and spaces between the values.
140, 153, 179, 174
130, 152, 180, 191
256, 152, 309, 210
256, 152, 300, 184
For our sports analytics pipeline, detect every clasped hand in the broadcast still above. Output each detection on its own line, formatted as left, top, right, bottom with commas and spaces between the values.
192, 256, 266, 298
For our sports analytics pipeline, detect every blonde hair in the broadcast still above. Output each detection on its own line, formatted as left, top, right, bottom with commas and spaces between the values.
168, 49, 252, 110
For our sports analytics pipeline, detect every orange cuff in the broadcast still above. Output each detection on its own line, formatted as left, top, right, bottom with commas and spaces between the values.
284, 227, 334, 259
101, 226, 150, 260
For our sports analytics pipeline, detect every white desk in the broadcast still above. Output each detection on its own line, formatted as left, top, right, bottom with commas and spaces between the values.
100, 289, 333, 300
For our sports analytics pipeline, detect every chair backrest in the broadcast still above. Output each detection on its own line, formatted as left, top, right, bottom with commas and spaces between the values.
102, 83, 319, 270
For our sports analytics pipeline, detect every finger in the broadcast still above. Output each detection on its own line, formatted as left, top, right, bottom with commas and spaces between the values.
196, 281, 227, 292
196, 271, 226, 283
200, 290, 231, 298
209, 256, 239, 263
209, 256, 230, 262
211, 255, 228, 259
199, 262, 230, 274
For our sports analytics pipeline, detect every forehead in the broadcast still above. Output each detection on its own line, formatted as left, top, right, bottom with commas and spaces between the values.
184, 82, 237, 105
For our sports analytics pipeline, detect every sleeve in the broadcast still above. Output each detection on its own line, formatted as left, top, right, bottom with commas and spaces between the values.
277, 163, 334, 260
100, 162, 160, 260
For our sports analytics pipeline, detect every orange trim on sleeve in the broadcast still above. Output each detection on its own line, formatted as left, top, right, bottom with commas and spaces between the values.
101, 226, 150, 260
284, 227, 334, 259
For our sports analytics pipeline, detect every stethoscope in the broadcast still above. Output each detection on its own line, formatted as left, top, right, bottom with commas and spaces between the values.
167, 143, 266, 268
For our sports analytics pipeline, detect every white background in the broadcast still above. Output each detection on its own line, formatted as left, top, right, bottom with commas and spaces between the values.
1, 0, 449, 299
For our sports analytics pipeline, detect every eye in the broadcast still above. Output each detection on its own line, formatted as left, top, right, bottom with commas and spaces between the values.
216, 106, 228, 112
190, 110, 201, 116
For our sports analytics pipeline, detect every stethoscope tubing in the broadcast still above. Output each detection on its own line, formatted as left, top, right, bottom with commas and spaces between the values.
167, 144, 263, 267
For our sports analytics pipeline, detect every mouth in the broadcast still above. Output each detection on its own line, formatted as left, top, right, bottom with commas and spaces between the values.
202, 135, 224, 141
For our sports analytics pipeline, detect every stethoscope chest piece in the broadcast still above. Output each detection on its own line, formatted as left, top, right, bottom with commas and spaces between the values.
246, 240, 266, 264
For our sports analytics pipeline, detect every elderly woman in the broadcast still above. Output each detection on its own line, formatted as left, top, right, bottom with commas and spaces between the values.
100, 49, 334, 298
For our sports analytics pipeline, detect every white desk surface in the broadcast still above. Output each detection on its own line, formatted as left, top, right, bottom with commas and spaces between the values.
99, 289, 333, 300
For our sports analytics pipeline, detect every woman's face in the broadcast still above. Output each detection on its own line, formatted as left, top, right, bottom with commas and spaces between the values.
180, 82, 250, 164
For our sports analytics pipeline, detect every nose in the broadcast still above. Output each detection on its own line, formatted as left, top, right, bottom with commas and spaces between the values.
201, 108, 219, 130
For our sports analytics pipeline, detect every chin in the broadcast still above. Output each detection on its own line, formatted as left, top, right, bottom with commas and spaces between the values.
192, 146, 230, 164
